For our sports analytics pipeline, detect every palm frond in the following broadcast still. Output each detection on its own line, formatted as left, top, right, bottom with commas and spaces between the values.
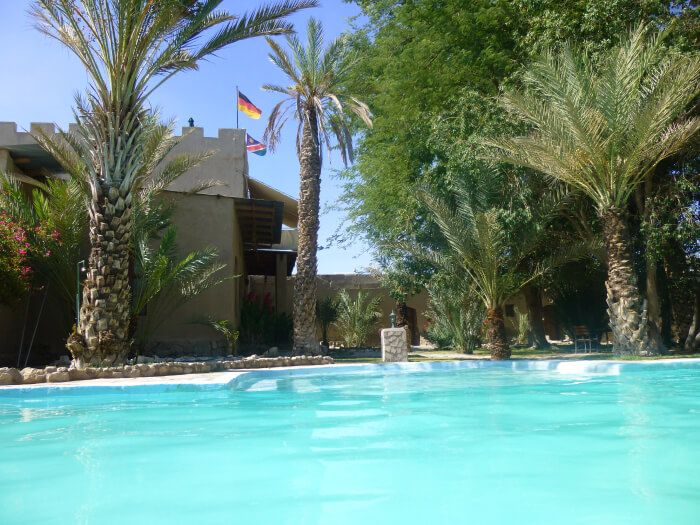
487, 23, 700, 211
263, 17, 372, 167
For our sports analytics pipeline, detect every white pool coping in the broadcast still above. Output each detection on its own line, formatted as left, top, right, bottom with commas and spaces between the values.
2, 358, 700, 392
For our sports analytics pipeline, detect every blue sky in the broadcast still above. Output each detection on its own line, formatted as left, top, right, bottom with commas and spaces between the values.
0, 0, 373, 274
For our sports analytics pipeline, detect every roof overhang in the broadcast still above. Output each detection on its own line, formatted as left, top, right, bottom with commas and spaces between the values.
244, 248, 297, 277
248, 177, 298, 228
0, 143, 64, 175
234, 197, 284, 247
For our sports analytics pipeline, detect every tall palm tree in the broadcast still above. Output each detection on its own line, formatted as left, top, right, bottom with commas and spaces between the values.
263, 18, 372, 354
31, 0, 315, 366
487, 24, 700, 356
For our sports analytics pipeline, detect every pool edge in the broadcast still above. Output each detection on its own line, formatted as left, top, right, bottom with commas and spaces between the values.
2, 358, 700, 395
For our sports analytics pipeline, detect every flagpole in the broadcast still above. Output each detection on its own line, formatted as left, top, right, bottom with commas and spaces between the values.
236, 85, 239, 129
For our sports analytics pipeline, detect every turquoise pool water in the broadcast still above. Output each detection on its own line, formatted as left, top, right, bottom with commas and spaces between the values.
1, 360, 699, 524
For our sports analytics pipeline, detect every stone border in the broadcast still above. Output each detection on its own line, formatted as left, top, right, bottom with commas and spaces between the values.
0, 355, 333, 386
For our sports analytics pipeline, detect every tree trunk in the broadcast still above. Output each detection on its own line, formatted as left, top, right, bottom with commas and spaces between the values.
645, 256, 667, 345
601, 207, 663, 356
293, 106, 321, 355
523, 284, 547, 348
395, 300, 408, 327
685, 287, 700, 353
67, 183, 132, 367
485, 306, 510, 360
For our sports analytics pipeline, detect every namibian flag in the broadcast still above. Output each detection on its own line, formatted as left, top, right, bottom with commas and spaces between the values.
237, 91, 262, 119
246, 134, 267, 156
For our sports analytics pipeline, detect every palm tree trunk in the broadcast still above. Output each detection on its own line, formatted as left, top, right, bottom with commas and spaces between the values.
293, 107, 321, 355
67, 184, 132, 367
485, 306, 511, 360
523, 284, 547, 348
602, 207, 663, 356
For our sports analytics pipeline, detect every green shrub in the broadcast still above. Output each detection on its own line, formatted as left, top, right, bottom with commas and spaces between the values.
240, 292, 292, 346
316, 296, 339, 347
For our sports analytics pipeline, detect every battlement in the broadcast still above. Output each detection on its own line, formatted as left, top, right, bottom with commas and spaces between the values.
0, 121, 246, 146
0, 122, 249, 199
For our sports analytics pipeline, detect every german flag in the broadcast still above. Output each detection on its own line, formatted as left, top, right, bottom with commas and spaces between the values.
246, 134, 267, 156
237, 91, 262, 119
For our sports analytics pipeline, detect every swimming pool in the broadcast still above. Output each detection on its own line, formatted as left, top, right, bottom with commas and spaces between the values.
1, 360, 699, 524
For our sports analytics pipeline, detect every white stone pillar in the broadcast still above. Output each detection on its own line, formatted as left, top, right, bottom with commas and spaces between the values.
381, 327, 409, 362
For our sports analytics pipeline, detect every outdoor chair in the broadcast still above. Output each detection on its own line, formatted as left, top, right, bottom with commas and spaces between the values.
573, 325, 594, 352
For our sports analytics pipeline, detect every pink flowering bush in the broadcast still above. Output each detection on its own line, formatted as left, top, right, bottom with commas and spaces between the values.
0, 211, 60, 305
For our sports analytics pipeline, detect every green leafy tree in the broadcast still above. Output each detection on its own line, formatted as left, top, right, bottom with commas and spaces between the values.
340, 1, 695, 351
31, 0, 315, 366
488, 25, 700, 356
263, 18, 372, 355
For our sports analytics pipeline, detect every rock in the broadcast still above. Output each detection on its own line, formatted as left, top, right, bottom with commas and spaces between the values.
21, 367, 46, 384
84, 367, 99, 379
265, 347, 279, 358
47, 370, 70, 383
55, 355, 71, 367
69, 368, 89, 381
136, 355, 154, 364
0, 367, 22, 385
44, 366, 57, 374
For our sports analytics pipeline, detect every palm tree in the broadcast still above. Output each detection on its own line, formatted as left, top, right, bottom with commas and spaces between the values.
31, 0, 315, 366
418, 181, 582, 359
487, 24, 700, 356
263, 18, 372, 355
425, 277, 484, 355
132, 225, 227, 352
6, 120, 230, 363
333, 289, 381, 348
